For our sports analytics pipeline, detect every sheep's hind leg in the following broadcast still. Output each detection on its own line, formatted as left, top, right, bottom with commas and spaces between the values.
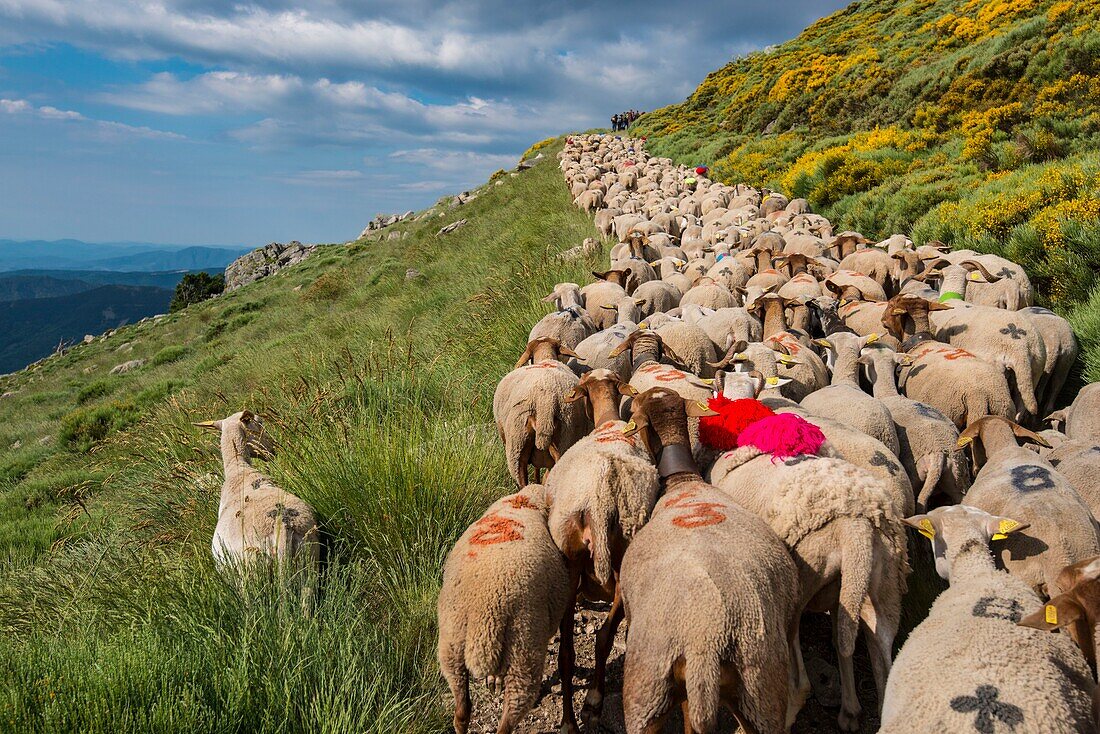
582, 582, 624, 728
834, 612, 862, 732
446, 668, 471, 734
495, 660, 540, 734
558, 576, 581, 734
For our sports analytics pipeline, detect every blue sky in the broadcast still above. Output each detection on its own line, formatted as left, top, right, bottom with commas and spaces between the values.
0, 1, 847, 246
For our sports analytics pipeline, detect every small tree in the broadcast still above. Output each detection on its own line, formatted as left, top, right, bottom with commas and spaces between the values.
170, 272, 225, 312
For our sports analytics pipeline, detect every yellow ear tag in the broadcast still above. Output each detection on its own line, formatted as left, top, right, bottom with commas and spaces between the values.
1045, 604, 1058, 625
917, 519, 935, 540
736, 353, 748, 360
766, 376, 780, 386
867, 333, 879, 344
969, 271, 982, 281
638, 322, 648, 329
700, 378, 714, 385
992, 519, 1019, 541
696, 401, 709, 411
622, 420, 636, 433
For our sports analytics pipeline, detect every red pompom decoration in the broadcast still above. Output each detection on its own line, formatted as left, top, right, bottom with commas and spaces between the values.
698, 395, 775, 451
737, 413, 826, 460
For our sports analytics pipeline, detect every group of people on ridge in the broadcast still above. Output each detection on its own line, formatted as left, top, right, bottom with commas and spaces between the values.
611, 110, 642, 130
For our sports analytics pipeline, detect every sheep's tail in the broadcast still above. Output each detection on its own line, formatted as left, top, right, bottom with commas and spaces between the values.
532, 388, 559, 453
684, 649, 721, 733
837, 519, 874, 658
915, 451, 945, 513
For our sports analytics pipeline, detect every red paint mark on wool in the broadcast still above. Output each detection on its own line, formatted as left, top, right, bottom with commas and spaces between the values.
469, 514, 524, 546
737, 413, 826, 460
503, 494, 537, 510
699, 396, 775, 451
671, 502, 727, 528
654, 369, 687, 382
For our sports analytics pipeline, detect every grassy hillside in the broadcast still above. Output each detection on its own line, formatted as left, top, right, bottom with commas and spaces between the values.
634, 0, 1100, 382
0, 146, 607, 732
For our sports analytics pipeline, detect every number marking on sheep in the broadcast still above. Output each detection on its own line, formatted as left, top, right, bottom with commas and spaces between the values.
1010, 465, 1055, 492
949, 685, 1023, 733
942, 348, 975, 361
663, 489, 727, 528
469, 514, 524, 546
595, 424, 637, 446
971, 596, 1023, 623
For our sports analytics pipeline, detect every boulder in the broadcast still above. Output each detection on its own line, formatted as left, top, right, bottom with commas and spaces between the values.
109, 359, 146, 375
438, 219, 468, 235
224, 241, 317, 292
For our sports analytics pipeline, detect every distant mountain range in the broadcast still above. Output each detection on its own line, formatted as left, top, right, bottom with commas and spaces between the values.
0, 239, 248, 272
0, 285, 174, 374
0, 269, 224, 302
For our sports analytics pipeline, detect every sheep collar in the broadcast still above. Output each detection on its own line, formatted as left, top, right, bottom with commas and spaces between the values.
938, 291, 964, 303
657, 443, 698, 479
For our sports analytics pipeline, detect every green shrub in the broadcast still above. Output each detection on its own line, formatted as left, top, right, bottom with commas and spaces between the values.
76, 379, 116, 405
58, 401, 142, 452
169, 272, 225, 312
150, 345, 188, 366
301, 271, 349, 302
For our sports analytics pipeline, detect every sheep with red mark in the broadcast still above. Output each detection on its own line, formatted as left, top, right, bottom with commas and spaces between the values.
438, 484, 571, 734
544, 370, 660, 732
617, 387, 802, 733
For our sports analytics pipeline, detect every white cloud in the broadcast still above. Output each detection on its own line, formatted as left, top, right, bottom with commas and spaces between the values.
275, 169, 366, 185
389, 148, 517, 173
0, 96, 184, 139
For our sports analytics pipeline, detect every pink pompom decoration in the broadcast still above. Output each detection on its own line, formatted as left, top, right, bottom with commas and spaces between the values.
736, 413, 826, 460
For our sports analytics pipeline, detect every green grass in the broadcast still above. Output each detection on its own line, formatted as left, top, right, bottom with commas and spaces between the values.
0, 144, 607, 731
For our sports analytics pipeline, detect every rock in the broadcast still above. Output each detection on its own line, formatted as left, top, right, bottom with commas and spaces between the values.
109, 359, 146, 375
438, 219, 468, 235
494, 180, 504, 186
83, 335, 95, 344
10, 440, 21, 450
38, 435, 54, 446
224, 241, 318, 292
387, 230, 402, 240
763, 117, 779, 135
806, 656, 842, 708
405, 269, 422, 281
116, 342, 134, 352
517, 154, 543, 171
0, 391, 15, 399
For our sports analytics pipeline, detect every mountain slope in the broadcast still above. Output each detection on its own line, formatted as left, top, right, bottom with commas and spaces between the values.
0, 268, 225, 297
0, 147, 596, 732
0, 239, 247, 272
0, 285, 173, 373
634, 0, 1100, 381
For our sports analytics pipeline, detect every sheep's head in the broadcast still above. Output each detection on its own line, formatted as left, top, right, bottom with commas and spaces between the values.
622, 387, 715, 460
608, 328, 685, 368
591, 268, 630, 288
956, 416, 1051, 470
903, 505, 1029, 582
881, 294, 951, 339
515, 337, 582, 368
712, 368, 769, 400
194, 409, 274, 459
1019, 556, 1100, 665
564, 368, 636, 422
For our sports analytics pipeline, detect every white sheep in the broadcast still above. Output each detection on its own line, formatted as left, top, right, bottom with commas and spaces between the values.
881, 505, 1093, 733
437, 484, 570, 734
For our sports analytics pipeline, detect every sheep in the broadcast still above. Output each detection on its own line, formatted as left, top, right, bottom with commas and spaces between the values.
704, 257, 751, 291
493, 338, 590, 487
802, 332, 902, 456
881, 505, 1094, 733
1018, 555, 1100, 728
528, 306, 597, 350
194, 410, 320, 609
545, 370, 660, 731
647, 319, 721, 378
709, 442, 909, 731
1020, 307, 1079, 420
678, 276, 737, 312
569, 323, 636, 381
1051, 382, 1100, 442
897, 333, 1016, 429
765, 330, 830, 402
825, 269, 888, 302
542, 282, 584, 311
618, 387, 802, 734
959, 416, 1100, 597
930, 302, 1047, 424
580, 277, 629, 330
858, 344, 970, 510
838, 248, 894, 295
574, 189, 604, 213
631, 279, 679, 316
685, 305, 762, 351
437, 484, 570, 734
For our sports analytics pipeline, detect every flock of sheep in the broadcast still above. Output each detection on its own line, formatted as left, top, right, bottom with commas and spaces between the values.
435, 134, 1100, 734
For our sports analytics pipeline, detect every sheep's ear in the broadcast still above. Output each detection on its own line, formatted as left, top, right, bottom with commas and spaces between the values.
240, 410, 255, 424
1018, 594, 1082, 631
1010, 423, 1053, 449
621, 415, 647, 436
987, 515, 1030, 541
684, 399, 718, 417
812, 338, 832, 349
541, 292, 559, 303
564, 388, 585, 403
193, 420, 222, 431
776, 354, 801, 367
634, 298, 647, 306
902, 514, 936, 540
618, 382, 638, 397
764, 376, 792, 388
894, 353, 914, 366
